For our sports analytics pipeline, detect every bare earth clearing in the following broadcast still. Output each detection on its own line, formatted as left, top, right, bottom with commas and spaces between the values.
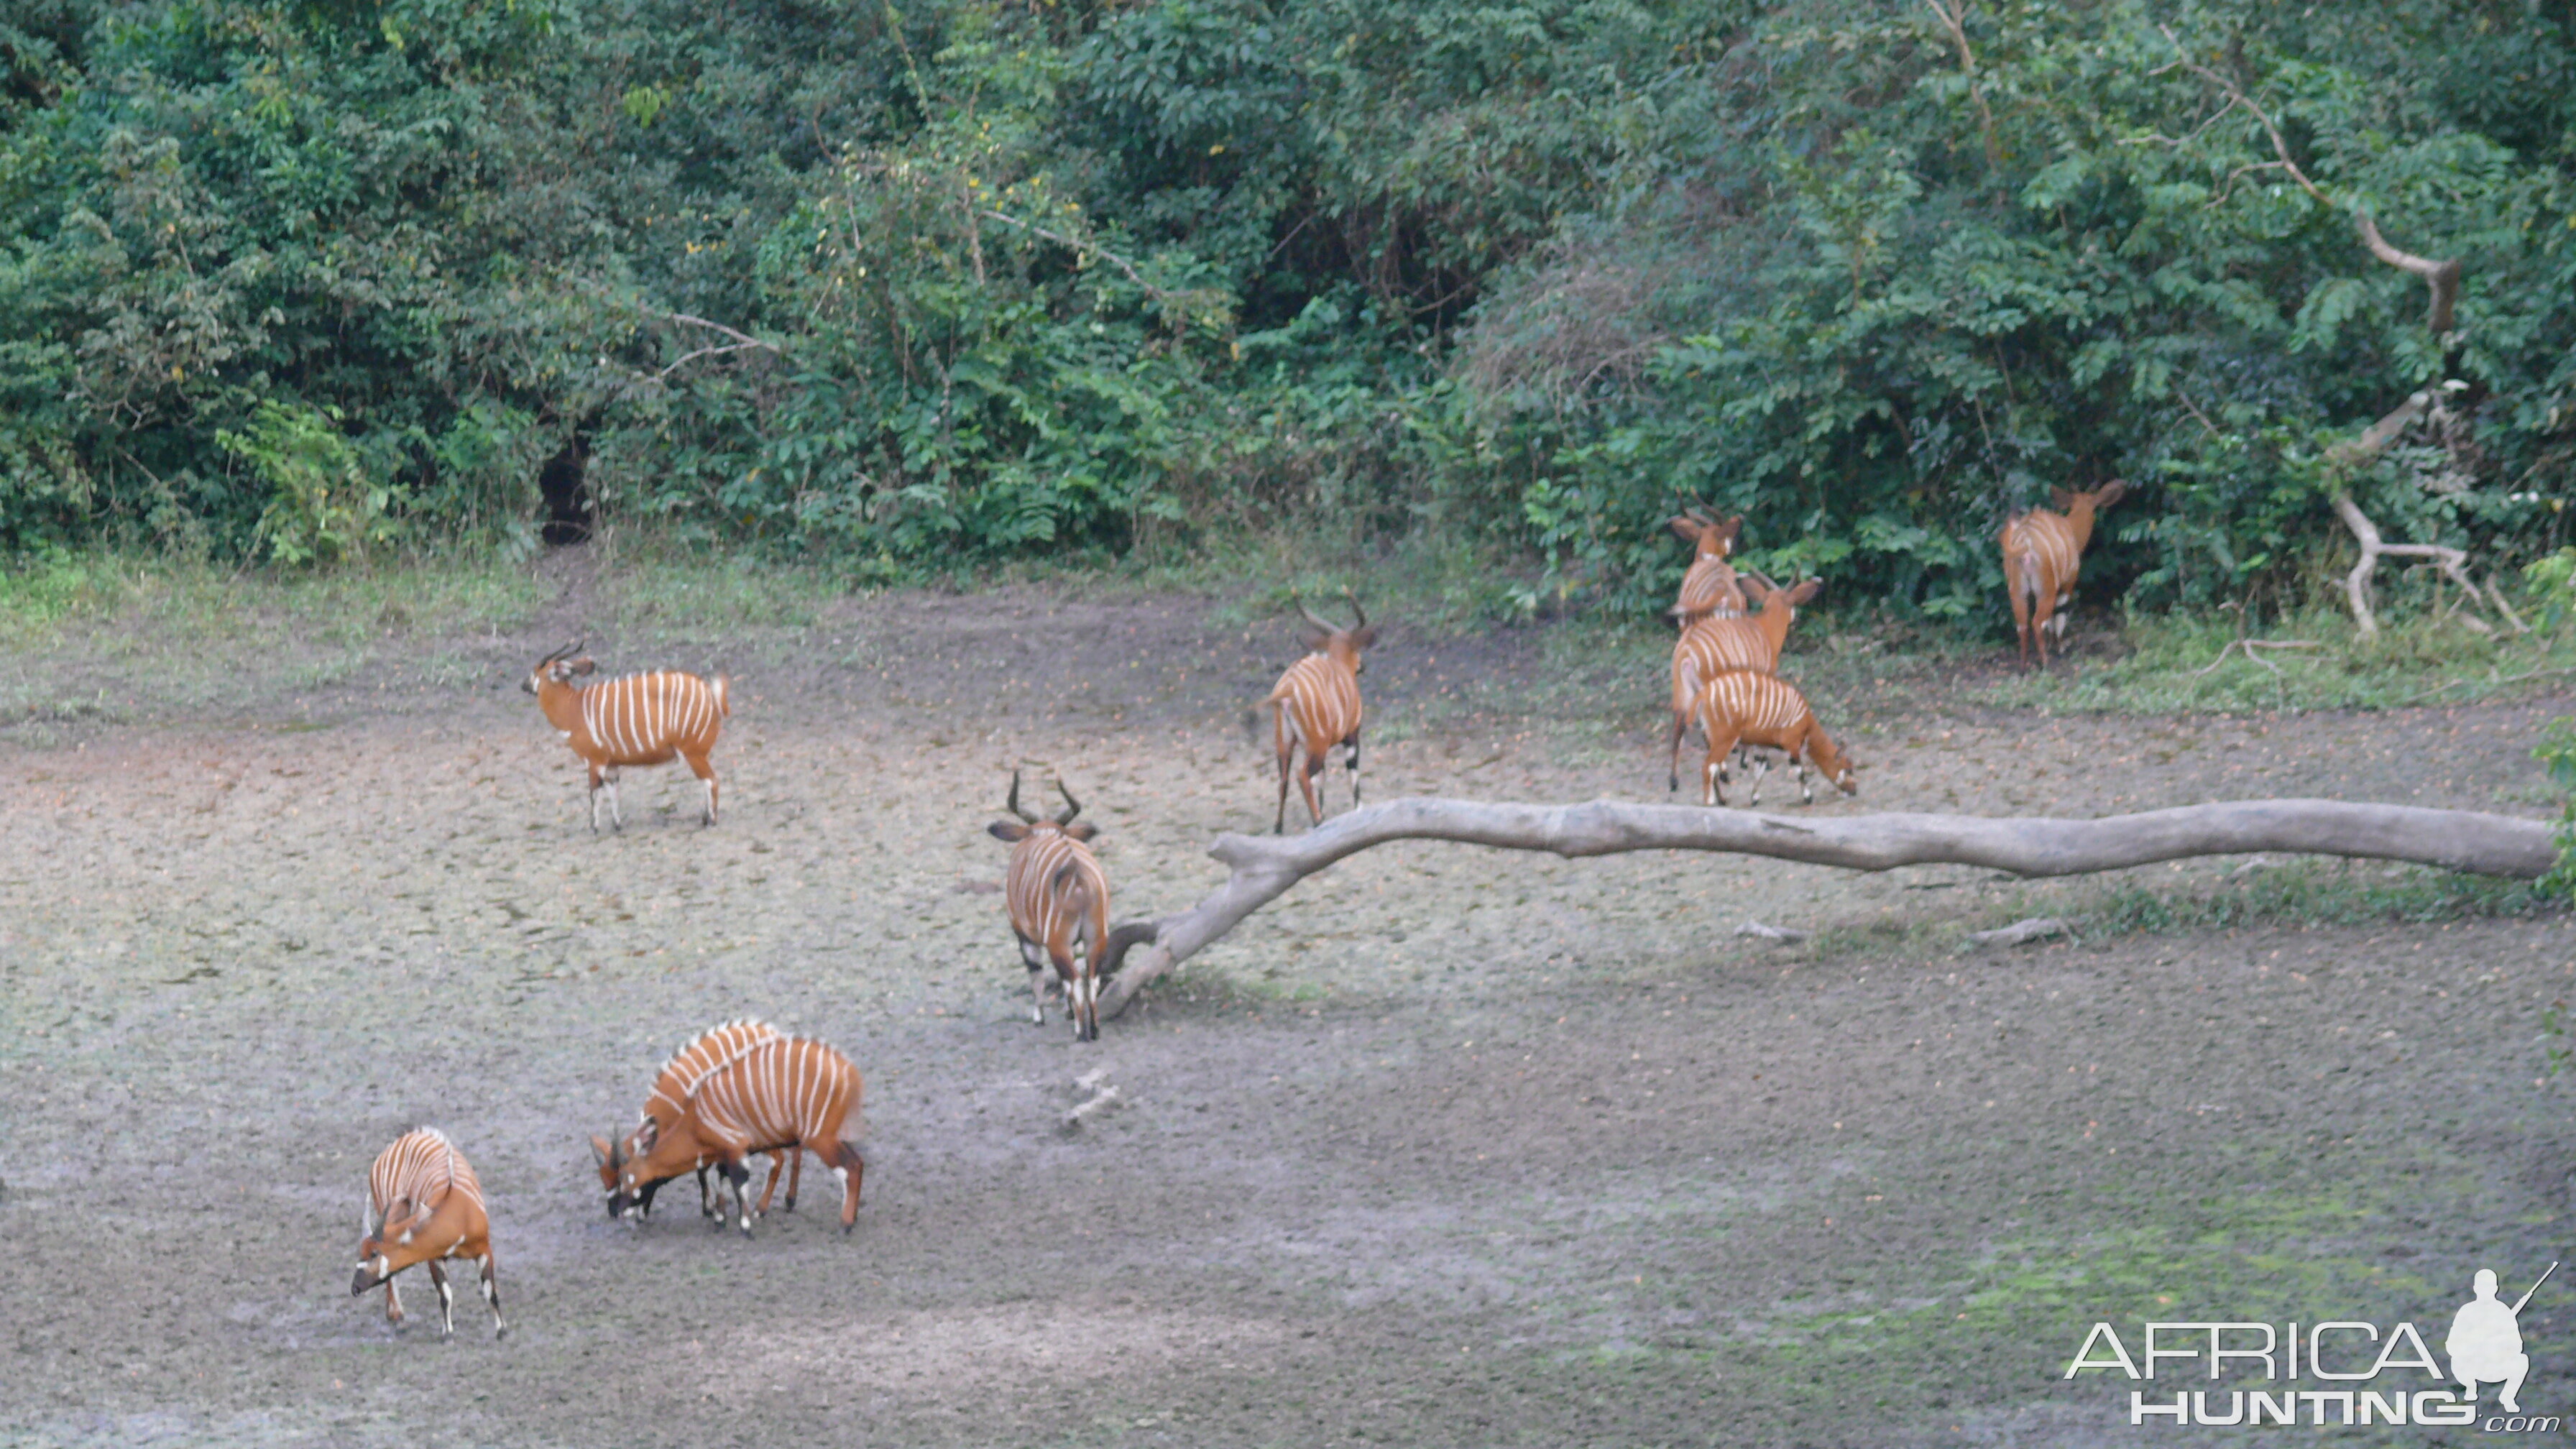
3, 569, 2572, 1447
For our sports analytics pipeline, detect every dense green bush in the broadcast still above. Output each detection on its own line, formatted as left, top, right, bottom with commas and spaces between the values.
0, 0, 2568, 628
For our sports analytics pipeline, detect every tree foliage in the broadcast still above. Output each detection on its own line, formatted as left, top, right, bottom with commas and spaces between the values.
0, 0, 2569, 622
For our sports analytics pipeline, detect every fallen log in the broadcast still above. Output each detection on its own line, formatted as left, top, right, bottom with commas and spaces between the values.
1098, 796, 2557, 1017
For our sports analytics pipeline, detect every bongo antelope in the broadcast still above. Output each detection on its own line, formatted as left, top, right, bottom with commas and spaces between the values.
1668, 510, 1747, 622
351, 1128, 505, 1339
589, 1020, 799, 1222
988, 773, 1153, 1041
1266, 593, 1374, 832
1693, 668, 1858, 808
1667, 577, 1821, 791
2001, 480, 2126, 670
522, 640, 730, 830
599, 1033, 865, 1237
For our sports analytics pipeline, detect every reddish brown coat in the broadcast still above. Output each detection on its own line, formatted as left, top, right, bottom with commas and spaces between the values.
1693, 668, 1858, 809
1668, 512, 1747, 621
2000, 482, 2125, 669
523, 641, 731, 829
1266, 597, 1376, 832
988, 773, 1116, 1041
589, 1020, 799, 1220
1665, 579, 1820, 791
602, 1034, 865, 1237
351, 1128, 505, 1339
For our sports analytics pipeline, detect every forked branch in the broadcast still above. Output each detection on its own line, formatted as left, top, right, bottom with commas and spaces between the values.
2153, 26, 2460, 335
1097, 796, 2555, 1017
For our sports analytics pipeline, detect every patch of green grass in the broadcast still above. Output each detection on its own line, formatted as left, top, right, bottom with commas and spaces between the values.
1713, 1148, 2521, 1436
0, 548, 550, 719
1772, 861, 2557, 968
1003, 519, 1553, 635
0, 548, 122, 631
587, 533, 847, 643
1973, 604, 2576, 714
2068, 858, 2556, 935
1972, 860, 2558, 947
0, 547, 547, 645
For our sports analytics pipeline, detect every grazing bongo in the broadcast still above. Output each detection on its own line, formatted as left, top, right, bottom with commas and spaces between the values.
522, 640, 730, 831
599, 1034, 866, 1238
351, 1128, 504, 1340
988, 773, 1154, 1041
1266, 593, 1375, 832
1693, 668, 1858, 808
2000, 480, 2126, 670
1667, 577, 1821, 791
589, 1020, 800, 1223
1668, 510, 1747, 622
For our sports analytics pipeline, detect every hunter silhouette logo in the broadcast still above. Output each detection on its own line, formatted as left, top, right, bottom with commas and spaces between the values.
2450, 1262, 2554, 1414
2064, 1260, 2561, 1430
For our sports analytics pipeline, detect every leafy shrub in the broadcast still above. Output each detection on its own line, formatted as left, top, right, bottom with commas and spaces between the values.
219, 402, 399, 566
0, 0, 2568, 610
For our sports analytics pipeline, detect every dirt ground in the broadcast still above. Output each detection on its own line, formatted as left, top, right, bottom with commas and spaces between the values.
4, 561, 2574, 1447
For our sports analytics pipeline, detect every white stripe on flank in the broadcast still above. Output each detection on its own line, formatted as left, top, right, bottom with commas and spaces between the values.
1005, 827, 1108, 962
1271, 653, 1361, 752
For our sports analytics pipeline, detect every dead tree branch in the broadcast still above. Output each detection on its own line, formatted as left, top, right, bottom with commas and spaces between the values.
975, 210, 1233, 328
636, 313, 784, 383
1923, 0, 2002, 169
2192, 638, 2319, 678
2319, 385, 2506, 637
2153, 26, 2460, 335
2152, 29, 2493, 641
1097, 796, 2555, 1017
2355, 213, 2462, 336
1968, 917, 2076, 947
2328, 487, 2490, 639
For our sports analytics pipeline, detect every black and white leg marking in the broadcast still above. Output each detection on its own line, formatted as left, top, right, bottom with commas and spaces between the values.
1017, 934, 1051, 1024
721, 1160, 755, 1236
478, 1254, 505, 1338
427, 1259, 456, 1338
